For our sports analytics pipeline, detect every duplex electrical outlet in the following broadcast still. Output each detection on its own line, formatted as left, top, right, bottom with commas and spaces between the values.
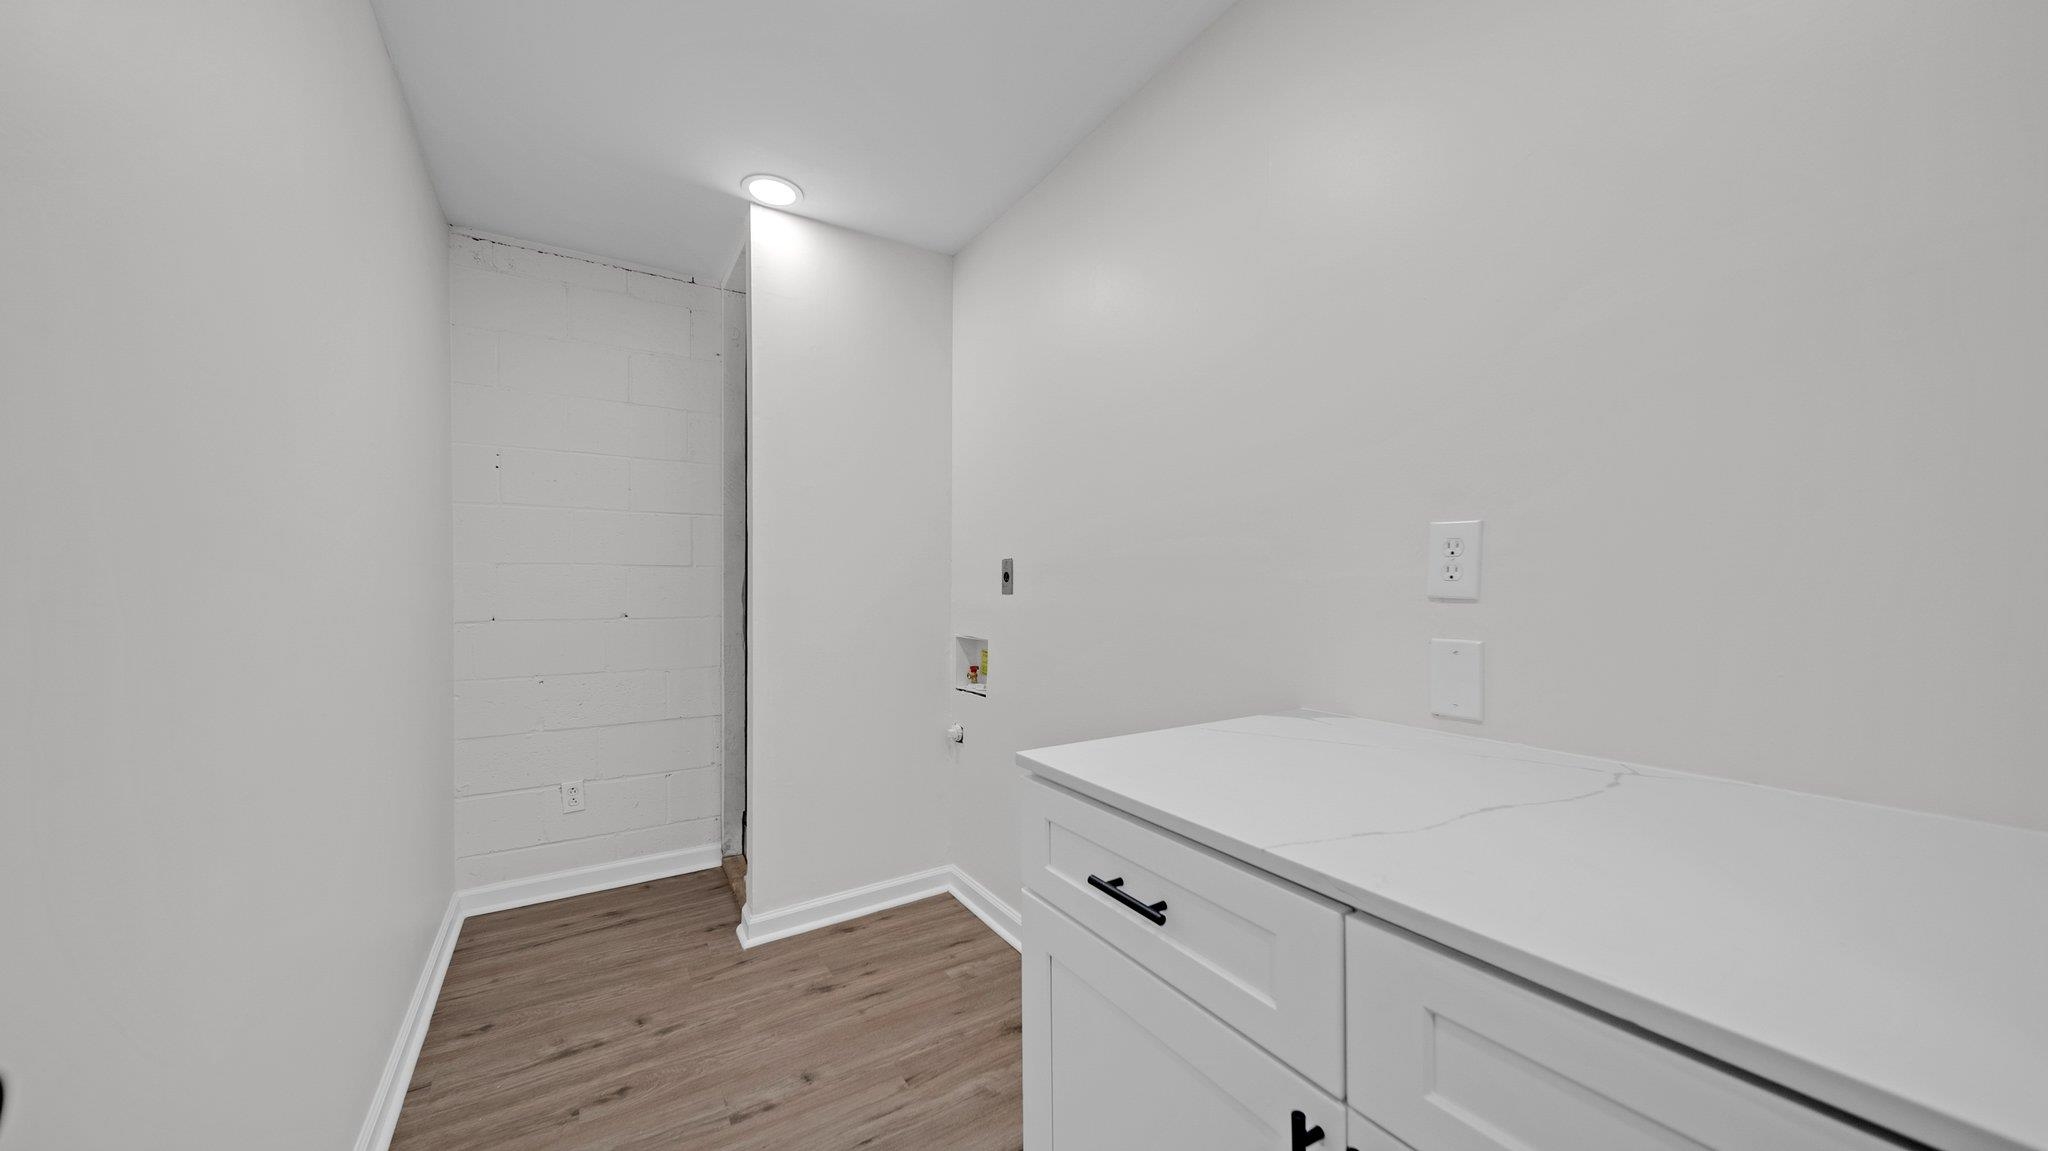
1429, 520, 1482, 601
561, 780, 586, 813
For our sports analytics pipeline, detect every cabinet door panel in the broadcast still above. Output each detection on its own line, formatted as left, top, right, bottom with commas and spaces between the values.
1024, 892, 1342, 1151
1347, 1108, 1414, 1151
1345, 915, 1892, 1151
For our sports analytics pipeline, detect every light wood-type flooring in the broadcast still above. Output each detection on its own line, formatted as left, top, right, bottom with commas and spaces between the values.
390, 869, 1022, 1149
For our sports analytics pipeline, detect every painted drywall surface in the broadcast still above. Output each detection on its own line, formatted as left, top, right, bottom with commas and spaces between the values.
746, 207, 954, 916
0, 2, 450, 1146
369, 0, 1236, 272
948, 0, 2048, 909
449, 234, 728, 886
721, 248, 750, 856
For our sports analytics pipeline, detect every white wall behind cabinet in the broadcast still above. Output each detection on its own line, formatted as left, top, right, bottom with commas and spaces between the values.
948, 0, 2048, 909
0, 1, 449, 1146
448, 234, 731, 886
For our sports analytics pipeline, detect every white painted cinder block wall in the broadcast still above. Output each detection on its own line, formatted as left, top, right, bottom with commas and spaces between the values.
947, 0, 2048, 911
448, 233, 732, 886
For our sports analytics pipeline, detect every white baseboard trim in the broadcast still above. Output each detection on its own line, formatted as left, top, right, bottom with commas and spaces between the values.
457, 843, 724, 918
736, 865, 954, 948
355, 844, 722, 1150
353, 892, 462, 1151
736, 864, 1022, 953
946, 864, 1023, 951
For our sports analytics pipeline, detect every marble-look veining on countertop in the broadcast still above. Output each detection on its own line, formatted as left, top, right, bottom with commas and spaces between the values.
1019, 711, 2048, 1151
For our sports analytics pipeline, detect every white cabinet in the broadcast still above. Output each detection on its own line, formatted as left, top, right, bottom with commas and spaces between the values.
1022, 777, 1348, 1094
1347, 1109, 1414, 1151
1018, 713, 2021, 1151
1023, 892, 1343, 1150
1345, 916, 1895, 1151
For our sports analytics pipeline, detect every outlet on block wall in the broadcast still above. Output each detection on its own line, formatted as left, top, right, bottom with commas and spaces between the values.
448, 233, 731, 887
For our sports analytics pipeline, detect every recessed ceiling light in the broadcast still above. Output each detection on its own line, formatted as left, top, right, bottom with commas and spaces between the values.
741, 174, 802, 207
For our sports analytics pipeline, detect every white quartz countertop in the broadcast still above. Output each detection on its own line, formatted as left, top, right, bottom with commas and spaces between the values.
1018, 711, 2048, 1151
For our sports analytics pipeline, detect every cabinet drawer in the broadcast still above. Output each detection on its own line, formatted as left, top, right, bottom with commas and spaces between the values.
1022, 777, 1346, 1094
1345, 915, 1894, 1151
1024, 892, 1344, 1151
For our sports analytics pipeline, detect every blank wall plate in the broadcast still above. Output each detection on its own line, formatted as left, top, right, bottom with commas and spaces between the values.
1428, 520, 1482, 601
1429, 639, 1484, 721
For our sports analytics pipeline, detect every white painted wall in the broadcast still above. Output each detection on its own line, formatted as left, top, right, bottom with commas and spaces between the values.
949, 0, 2048, 908
0, 2, 450, 1147
745, 207, 954, 917
449, 234, 729, 886
721, 247, 751, 856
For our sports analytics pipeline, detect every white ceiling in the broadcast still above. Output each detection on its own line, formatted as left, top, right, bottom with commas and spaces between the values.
371, 1, 1238, 278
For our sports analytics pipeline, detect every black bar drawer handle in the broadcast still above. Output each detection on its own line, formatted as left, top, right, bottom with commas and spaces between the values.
1086, 874, 1168, 925
1291, 1110, 1326, 1149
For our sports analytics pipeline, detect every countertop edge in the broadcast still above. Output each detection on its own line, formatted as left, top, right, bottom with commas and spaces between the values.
1017, 751, 2020, 1151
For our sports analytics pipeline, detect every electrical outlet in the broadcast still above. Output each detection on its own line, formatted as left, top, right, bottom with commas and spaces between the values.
1429, 520, 1482, 601
561, 780, 585, 813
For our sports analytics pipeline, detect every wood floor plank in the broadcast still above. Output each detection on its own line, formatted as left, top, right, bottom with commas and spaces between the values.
390, 870, 1022, 1150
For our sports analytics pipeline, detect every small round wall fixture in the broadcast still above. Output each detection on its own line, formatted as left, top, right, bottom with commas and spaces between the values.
741, 173, 803, 207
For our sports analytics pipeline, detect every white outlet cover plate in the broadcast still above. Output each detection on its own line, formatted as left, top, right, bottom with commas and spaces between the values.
1428, 519, 1482, 601
1430, 638, 1484, 720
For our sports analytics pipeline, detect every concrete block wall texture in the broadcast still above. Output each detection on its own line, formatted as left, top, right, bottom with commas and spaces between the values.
448, 232, 732, 886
